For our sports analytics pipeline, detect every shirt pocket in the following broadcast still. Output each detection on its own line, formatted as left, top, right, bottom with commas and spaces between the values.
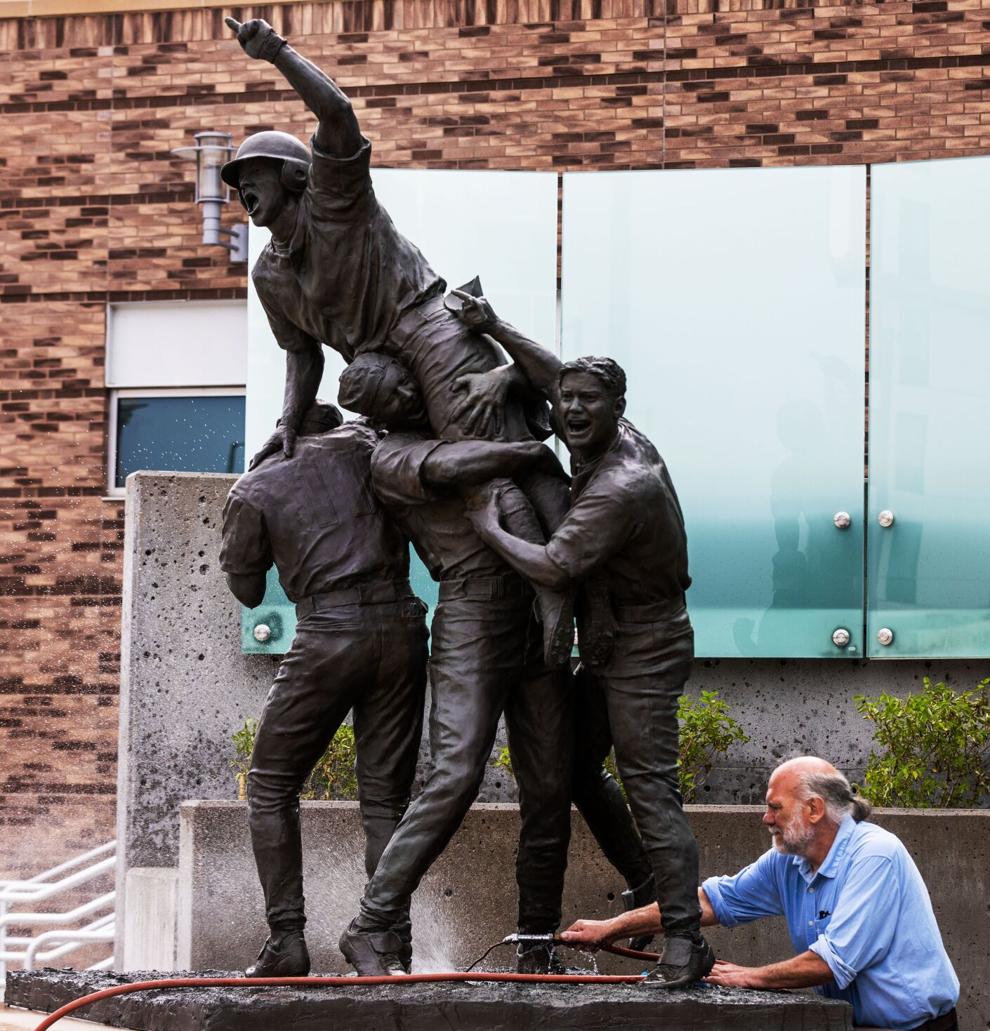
812, 888, 837, 936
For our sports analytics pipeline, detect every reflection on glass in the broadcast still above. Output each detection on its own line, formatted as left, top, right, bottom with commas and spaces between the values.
115, 395, 245, 488
869, 156, 990, 657
562, 165, 866, 658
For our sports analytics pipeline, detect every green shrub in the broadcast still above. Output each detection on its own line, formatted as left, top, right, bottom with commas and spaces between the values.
677, 690, 750, 802
231, 718, 359, 801
494, 688, 748, 803
854, 676, 990, 808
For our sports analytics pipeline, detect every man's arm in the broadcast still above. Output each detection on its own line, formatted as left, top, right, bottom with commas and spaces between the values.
282, 341, 324, 438
220, 494, 273, 604
468, 472, 631, 590
421, 440, 556, 490
226, 572, 266, 609
452, 291, 563, 404
705, 952, 833, 990
560, 889, 719, 949
249, 302, 325, 466
468, 491, 572, 590
227, 18, 363, 157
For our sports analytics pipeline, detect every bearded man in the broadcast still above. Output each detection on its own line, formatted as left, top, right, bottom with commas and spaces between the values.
561, 756, 960, 1031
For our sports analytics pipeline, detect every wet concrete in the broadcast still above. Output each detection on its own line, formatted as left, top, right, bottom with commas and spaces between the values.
7, 969, 852, 1031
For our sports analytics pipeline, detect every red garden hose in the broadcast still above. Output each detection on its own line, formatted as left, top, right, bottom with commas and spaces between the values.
28, 940, 661, 1029
601, 942, 661, 963
30, 968, 650, 1031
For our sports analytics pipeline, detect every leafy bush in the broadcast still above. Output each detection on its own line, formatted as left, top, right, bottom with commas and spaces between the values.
494, 688, 748, 803
677, 690, 750, 802
854, 676, 990, 808
231, 718, 359, 801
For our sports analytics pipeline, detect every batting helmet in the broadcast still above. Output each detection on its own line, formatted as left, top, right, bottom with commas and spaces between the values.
220, 130, 311, 193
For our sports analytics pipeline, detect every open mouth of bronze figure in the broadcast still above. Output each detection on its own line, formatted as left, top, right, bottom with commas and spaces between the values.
242, 189, 261, 216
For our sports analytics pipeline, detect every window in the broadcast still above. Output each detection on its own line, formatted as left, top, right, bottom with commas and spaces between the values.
106, 301, 247, 494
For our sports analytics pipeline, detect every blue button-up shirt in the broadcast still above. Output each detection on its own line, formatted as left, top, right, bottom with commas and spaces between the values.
703, 816, 958, 1030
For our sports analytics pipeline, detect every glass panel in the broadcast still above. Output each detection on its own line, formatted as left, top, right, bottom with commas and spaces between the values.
244, 169, 559, 653
868, 156, 990, 658
562, 166, 866, 658
115, 394, 245, 488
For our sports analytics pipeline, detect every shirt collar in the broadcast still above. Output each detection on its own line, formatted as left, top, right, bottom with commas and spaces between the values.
792, 813, 857, 883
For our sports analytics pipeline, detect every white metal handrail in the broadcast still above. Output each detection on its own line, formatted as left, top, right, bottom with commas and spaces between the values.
0, 857, 116, 903
0, 841, 116, 999
0, 891, 116, 930
24, 916, 116, 972
0, 841, 116, 893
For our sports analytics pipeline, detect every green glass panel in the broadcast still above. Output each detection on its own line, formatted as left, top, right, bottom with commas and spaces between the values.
242, 170, 558, 654
562, 166, 867, 658
116, 395, 245, 488
867, 157, 990, 658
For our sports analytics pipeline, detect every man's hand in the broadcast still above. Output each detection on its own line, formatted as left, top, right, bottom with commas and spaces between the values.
451, 289, 498, 334
248, 425, 297, 470
449, 367, 510, 437
558, 918, 621, 950
463, 482, 504, 542
704, 961, 766, 989
225, 17, 287, 62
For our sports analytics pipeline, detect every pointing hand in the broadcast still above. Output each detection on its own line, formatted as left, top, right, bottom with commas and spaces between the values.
225, 17, 287, 62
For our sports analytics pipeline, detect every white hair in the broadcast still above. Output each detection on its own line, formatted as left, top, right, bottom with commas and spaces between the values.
800, 770, 872, 824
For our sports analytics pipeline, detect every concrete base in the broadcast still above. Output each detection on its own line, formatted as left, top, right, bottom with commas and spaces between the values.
173, 802, 987, 1030
6, 970, 852, 1031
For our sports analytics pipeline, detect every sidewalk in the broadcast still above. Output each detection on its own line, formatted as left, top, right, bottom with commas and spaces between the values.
0, 1006, 126, 1031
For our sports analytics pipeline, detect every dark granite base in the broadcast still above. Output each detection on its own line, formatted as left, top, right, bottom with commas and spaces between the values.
7, 969, 852, 1031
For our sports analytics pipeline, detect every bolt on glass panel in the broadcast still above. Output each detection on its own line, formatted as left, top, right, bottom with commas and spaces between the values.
561, 165, 867, 658
868, 156, 990, 658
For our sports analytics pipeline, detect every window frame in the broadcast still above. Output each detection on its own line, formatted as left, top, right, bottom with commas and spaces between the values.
106, 385, 247, 497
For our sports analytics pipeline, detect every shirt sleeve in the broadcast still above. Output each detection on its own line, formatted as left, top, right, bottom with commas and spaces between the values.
308, 134, 374, 216
371, 435, 445, 508
702, 850, 785, 927
220, 492, 273, 577
808, 853, 902, 990
545, 480, 637, 580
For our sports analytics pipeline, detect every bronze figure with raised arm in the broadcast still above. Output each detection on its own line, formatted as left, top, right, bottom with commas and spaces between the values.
454, 291, 715, 988
221, 17, 573, 667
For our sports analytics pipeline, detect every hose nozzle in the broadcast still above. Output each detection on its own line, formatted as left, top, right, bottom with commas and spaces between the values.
501, 932, 561, 946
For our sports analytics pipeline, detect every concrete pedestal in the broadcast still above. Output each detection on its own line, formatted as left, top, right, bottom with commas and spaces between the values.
6, 970, 852, 1031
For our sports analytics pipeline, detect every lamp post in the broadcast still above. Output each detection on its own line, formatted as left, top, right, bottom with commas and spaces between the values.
171, 131, 248, 262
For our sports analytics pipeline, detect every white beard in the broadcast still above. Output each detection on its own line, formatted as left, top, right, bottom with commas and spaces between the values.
770, 816, 816, 856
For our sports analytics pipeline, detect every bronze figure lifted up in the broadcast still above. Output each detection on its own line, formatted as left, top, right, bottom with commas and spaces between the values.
222, 16, 573, 670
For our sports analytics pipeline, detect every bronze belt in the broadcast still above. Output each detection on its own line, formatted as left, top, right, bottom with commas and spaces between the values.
296, 579, 414, 617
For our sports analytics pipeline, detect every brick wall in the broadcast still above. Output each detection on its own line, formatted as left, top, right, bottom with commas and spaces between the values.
2, 0, 989, 876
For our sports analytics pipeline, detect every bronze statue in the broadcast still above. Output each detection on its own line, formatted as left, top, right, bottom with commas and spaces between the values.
220, 401, 429, 977
222, 17, 573, 670
220, 17, 712, 989
330, 359, 574, 975
453, 293, 716, 988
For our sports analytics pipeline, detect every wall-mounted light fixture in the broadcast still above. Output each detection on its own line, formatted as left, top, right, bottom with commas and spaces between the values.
171, 131, 248, 262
